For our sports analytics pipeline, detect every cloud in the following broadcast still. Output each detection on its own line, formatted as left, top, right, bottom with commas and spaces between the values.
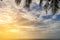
0, 0, 60, 39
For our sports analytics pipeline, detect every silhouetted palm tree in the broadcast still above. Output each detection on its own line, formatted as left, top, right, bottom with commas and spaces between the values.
15, 0, 60, 15
39, 0, 60, 15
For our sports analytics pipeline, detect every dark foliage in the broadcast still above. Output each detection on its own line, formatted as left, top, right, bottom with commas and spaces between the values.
39, 0, 60, 15
39, 0, 43, 6
24, 0, 32, 8
15, 0, 21, 5
15, 0, 60, 15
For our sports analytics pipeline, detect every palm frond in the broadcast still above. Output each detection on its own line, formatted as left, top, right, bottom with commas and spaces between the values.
44, 0, 50, 14
15, 0, 21, 5
51, 0, 59, 15
43, 0, 59, 15
39, 0, 43, 6
14, 0, 59, 15
24, 0, 32, 8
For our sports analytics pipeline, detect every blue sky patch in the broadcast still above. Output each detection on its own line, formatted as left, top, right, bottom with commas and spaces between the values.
42, 15, 53, 19
31, 3, 43, 11
53, 14, 60, 21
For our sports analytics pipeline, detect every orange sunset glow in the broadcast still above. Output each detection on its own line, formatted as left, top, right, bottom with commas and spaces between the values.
0, 8, 34, 39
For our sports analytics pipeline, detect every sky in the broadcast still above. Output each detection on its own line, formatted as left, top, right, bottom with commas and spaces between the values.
0, 0, 60, 39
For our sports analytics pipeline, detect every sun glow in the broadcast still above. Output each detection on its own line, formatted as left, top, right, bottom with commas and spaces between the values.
0, 8, 31, 39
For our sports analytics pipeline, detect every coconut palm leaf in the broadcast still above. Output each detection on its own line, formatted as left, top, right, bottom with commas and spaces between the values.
15, 0, 21, 5
50, 0, 59, 15
24, 0, 32, 8
43, 0, 59, 15
39, 0, 43, 6
44, 0, 50, 14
